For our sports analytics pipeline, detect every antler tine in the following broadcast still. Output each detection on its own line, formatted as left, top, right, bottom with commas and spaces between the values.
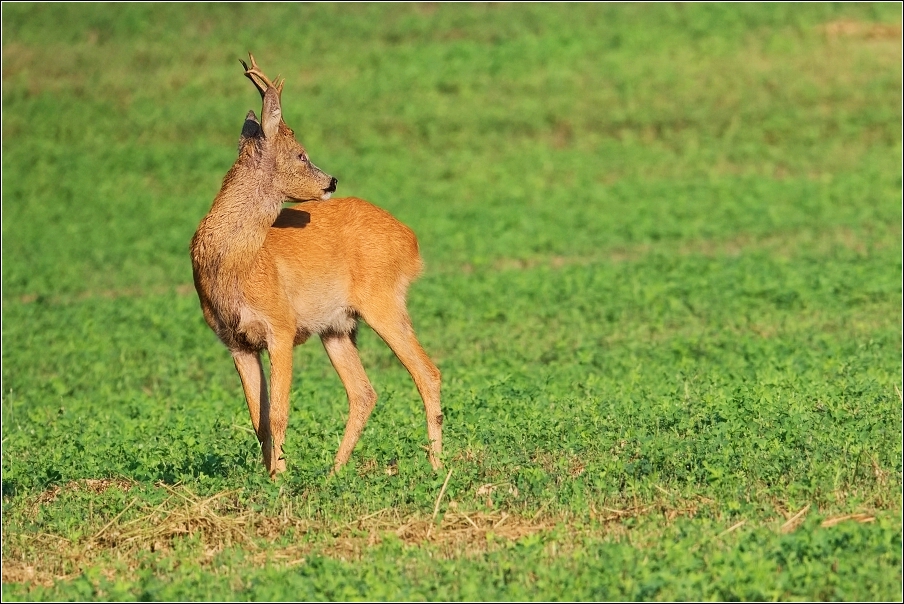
240, 52, 279, 99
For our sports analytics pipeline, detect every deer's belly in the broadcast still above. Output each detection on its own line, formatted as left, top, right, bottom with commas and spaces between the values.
292, 297, 358, 341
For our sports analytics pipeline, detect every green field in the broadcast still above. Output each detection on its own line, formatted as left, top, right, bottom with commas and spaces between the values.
2, 3, 902, 600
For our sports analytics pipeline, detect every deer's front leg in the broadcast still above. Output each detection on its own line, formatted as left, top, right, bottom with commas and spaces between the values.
232, 349, 267, 443
265, 341, 293, 477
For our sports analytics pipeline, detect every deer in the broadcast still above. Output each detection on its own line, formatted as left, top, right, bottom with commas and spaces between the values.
189, 54, 442, 478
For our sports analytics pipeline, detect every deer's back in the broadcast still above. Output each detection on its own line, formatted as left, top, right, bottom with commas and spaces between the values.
250, 197, 423, 332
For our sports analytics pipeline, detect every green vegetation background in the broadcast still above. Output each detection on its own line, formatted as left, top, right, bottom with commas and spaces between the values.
2, 3, 901, 600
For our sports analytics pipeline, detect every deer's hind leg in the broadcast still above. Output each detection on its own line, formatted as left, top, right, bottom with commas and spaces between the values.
361, 301, 443, 470
321, 328, 378, 473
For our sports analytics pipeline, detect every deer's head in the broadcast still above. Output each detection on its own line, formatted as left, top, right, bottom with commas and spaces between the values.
240, 54, 337, 203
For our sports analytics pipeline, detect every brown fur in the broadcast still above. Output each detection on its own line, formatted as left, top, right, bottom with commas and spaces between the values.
190, 55, 442, 478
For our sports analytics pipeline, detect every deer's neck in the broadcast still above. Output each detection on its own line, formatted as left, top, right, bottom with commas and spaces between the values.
191, 162, 282, 320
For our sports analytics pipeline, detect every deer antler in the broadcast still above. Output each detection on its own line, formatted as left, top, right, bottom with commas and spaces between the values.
240, 53, 284, 99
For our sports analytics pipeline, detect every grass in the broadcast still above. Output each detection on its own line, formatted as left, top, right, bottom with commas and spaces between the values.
2, 3, 902, 601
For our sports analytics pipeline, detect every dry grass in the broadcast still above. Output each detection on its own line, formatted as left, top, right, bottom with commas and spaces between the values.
3, 481, 890, 589
33, 477, 138, 505
779, 503, 812, 534
820, 513, 876, 528
0, 481, 687, 587
2, 483, 553, 587
821, 19, 903, 40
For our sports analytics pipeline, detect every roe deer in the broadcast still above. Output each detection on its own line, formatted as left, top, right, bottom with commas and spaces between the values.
190, 54, 442, 478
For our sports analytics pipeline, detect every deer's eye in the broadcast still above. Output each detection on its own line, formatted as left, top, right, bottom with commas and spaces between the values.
298, 153, 307, 162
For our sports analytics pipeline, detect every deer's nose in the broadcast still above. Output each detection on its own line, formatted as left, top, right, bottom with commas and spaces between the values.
325, 177, 337, 193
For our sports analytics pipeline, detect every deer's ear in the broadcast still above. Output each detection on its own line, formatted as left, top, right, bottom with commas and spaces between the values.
241, 110, 261, 138
261, 87, 282, 138
238, 110, 262, 154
